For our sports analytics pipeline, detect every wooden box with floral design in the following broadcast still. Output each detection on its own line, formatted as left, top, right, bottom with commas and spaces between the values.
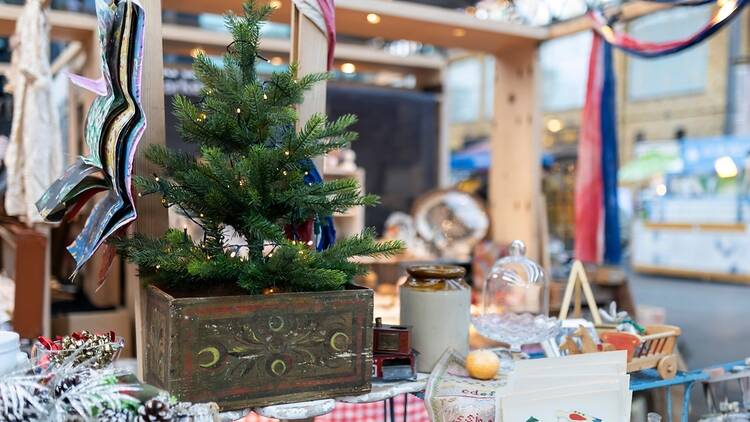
143, 284, 374, 410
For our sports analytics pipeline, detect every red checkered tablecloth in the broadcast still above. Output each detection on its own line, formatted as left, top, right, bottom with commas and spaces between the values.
238, 395, 430, 422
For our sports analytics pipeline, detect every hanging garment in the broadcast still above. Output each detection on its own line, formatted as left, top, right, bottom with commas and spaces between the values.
4, 0, 63, 225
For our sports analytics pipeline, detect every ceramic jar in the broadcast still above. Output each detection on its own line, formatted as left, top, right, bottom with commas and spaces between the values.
399, 265, 470, 372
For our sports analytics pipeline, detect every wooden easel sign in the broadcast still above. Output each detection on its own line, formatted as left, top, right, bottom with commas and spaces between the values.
558, 260, 602, 326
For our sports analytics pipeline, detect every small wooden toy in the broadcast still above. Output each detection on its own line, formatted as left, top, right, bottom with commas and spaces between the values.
564, 325, 681, 379
621, 325, 680, 380
373, 317, 411, 355
560, 336, 581, 356
372, 352, 417, 381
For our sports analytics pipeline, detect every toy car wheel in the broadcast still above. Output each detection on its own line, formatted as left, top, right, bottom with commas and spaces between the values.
657, 355, 677, 379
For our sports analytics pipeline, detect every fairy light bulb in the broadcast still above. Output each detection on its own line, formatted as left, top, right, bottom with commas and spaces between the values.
236, 107, 241, 114
263, 93, 268, 100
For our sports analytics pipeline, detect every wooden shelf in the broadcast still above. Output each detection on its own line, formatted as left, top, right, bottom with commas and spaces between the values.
160, 0, 547, 53
0, 5, 443, 75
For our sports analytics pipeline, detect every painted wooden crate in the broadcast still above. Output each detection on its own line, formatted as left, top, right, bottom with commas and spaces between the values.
143, 284, 374, 410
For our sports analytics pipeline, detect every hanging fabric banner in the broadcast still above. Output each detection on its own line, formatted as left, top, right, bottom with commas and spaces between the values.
575, 0, 748, 264
589, 0, 748, 58
575, 33, 606, 263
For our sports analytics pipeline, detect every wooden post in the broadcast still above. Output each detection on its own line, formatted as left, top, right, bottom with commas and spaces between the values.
438, 67, 450, 188
132, 0, 168, 379
489, 44, 542, 261
290, 5, 328, 170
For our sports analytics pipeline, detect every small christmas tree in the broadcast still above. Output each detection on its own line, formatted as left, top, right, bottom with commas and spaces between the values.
115, 2, 402, 294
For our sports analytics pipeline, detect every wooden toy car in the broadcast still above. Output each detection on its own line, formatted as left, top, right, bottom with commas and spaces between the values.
601, 324, 681, 379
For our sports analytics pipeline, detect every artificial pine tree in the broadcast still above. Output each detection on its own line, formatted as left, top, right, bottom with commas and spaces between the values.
115, 1, 402, 294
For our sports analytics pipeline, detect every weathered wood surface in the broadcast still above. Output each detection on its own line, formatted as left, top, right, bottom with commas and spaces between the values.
145, 285, 374, 410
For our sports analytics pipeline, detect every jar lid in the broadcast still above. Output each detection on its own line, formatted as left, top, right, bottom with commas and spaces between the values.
489, 240, 544, 287
407, 265, 466, 279
0, 331, 20, 354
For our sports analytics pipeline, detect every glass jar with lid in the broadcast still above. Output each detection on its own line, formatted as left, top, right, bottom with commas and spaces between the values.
472, 240, 558, 353
482, 240, 548, 316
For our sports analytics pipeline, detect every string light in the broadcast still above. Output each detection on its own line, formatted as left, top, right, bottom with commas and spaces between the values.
236, 107, 242, 114
155, 265, 161, 270
200, 213, 204, 218
263, 94, 268, 100
282, 170, 288, 176
366, 13, 381, 24
307, 240, 314, 246
304, 171, 309, 176
284, 150, 290, 156
137, 192, 142, 197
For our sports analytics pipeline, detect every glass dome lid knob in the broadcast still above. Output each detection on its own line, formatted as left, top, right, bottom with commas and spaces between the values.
508, 240, 526, 257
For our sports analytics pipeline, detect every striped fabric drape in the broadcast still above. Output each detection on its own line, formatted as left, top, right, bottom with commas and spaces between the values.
574, 0, 748, 264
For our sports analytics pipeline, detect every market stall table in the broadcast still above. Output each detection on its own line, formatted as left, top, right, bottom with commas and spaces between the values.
223, 374, 430, 421
630, 367, 710, 422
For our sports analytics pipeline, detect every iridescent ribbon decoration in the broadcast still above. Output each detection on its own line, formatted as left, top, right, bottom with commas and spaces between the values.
574, 0, 747, 264
35, 0, 146, 276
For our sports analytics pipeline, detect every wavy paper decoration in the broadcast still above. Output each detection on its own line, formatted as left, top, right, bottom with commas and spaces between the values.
36, 0, 146, 276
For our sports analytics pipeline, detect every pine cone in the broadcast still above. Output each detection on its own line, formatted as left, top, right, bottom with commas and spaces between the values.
53, 374, 82, 398
137, 399, 172, 421
97, 408, 134, 422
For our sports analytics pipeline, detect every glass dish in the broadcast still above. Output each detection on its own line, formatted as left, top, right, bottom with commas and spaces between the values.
472, 312, 560, 352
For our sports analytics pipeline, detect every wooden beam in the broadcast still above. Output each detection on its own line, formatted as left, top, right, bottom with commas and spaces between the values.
0, 3, 95, 41
132, 0, 169, 380
161, 0, 547, 53
161, 24, 445, 72
488, 45, 542, 261
547, 1, 672, 39
290, 6, 328, 170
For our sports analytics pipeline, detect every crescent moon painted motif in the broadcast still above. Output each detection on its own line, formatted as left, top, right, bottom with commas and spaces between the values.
330, 332, 350, 351
197, 346, 221, 368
